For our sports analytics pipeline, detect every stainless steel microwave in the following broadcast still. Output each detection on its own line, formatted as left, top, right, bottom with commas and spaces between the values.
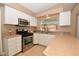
18, 18, 29, 26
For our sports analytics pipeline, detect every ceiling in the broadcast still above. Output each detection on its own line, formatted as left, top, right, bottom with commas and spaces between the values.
18, 3, 76, 17
19, 3, 58, 13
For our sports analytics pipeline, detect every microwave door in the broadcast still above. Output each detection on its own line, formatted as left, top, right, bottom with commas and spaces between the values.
18, 18, 29, 26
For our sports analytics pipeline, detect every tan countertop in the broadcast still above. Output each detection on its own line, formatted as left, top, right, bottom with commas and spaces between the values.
3, 34, 21, 39
34, 30, 70, 34
43, 34, 79, 56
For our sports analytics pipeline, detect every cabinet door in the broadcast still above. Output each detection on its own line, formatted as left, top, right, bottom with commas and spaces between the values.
16, 36, 22, 53
22, 13, 27, 19
15, 10, 21, 19
44, 35, 54, 46
29, 16, 37, 26
44, 34, 50, 46
31, 17, 37, 26
38, 34, 45, 45
38, 34, 51, 46
8, 38, 16, 56
19, 12, 25, 19
59, 11, 71, 26
33, 33, 39, 44
5, 6, 18, 25
41, 34, 55, 46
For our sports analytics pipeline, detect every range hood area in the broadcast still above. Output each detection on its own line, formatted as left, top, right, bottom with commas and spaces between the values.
18, 18, 30, 26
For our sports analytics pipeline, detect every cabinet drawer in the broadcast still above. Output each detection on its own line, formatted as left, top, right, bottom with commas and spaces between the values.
17, 36, 21, 39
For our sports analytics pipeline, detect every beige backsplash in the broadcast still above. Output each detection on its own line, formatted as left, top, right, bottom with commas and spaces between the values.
26, 26, 36, 33
58, 26, 71, 33
3, 24, 16, 36
3, 24, 37, 36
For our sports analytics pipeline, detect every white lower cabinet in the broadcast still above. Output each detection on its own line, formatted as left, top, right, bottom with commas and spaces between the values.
16, 36, 22, 53
8, 38, 16, 56
3, 35, 22, 56
38, 34, 45, 45
33, 34, 39, 44
33, 33, 55, 46
44, 34, 54, 46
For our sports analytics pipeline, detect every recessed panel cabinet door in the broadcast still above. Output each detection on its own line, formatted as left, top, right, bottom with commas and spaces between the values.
7, 36, 22, 56
59, 11, 71, 26
45, 35, 55, 46
5, 6, 18, 25
40, 34, 50, 46
16, 36, 22, 53
8, 38, 16, 56
29, 16, 37, 26
38, 34, 45, 45
33, 34, 39, 44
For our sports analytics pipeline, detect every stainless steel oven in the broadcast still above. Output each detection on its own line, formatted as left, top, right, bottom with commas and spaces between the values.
16, 28, 34, 52
22, 36, 33, 51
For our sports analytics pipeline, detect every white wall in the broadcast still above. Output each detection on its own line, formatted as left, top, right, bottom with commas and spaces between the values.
0, 6, 3, 55
0, 4, 4, 55
77, 16, 79, 39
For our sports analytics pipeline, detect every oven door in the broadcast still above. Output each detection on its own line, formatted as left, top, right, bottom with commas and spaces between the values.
23, 36, 33, 48
23, 36, 33, 44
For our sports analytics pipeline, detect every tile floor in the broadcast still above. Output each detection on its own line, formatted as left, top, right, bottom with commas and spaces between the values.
17, 45, 46, 56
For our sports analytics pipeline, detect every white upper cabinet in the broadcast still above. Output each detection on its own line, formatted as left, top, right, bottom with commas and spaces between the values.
5, 6, 18, 25
4, 6, 37, 26
17, 11, 26, 19
29, 16, 37, 26
27, 16, 37, 26
59, 11, 71, 26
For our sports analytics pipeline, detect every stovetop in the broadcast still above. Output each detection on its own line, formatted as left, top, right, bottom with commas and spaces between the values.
22, 33, 33, 37
16, 30, 33, 37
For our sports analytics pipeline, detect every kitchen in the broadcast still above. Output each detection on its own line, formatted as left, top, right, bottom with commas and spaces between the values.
0, 3, 79, 56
